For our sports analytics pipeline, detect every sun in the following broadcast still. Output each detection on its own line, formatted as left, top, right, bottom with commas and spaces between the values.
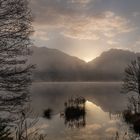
84, 58, 93, 63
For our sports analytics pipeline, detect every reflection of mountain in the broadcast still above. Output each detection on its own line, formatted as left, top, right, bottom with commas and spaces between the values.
30, 46, 139, 81
31, 82, 126, 114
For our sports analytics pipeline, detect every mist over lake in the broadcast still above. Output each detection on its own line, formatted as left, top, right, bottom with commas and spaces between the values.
31, 82, 127, 114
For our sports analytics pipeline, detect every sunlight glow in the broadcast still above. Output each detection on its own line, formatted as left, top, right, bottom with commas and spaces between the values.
86, 100, 101, 110
85, 100, 109, 122
84, 58, 93, 62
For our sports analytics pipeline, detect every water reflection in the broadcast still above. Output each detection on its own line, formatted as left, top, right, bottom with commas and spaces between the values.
64, 97, 86, 128
30, 82, 136, 140
31, 82, 127, 115
34, 99, 133, 140
43, 108, 53, 119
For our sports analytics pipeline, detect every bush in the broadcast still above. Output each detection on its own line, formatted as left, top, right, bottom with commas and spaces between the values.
43, 108, 53, 119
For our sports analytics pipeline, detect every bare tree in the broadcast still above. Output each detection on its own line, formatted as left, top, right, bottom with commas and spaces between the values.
14, 107, 47, 140
128, 96, 138, 114
122, 57, 140, 112
122, 57, 140, 94
0, 0, 34, 113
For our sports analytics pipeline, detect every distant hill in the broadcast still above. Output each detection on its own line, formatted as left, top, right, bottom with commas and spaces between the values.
30, 46, 86, 81
30, 47, 139, 81
87, 49, 139, 81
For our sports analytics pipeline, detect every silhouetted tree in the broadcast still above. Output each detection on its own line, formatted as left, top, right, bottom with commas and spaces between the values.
122, 57, 140, 94
0, 0, 34, 113
14, 107, 46, 140
128, 96, 138, 114
122, 57, 140, 113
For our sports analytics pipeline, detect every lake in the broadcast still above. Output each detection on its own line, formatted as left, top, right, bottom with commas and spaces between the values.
30, 82, 138, 140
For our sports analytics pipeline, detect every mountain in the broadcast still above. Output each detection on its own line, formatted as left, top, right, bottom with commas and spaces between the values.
30, 46, 86, 81
30, 47, 139, 81
87, 49, 139, 81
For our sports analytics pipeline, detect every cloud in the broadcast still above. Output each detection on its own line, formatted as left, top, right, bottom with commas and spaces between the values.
107, 40, 119, 45
61, 29, 100, 40
33, 0, 132, 40
30, 0, 140, 60
31, 0, 134, 41
60, 11, 132, 40
70, 0, 91, 4
135, 38, 140, 46
133, 12, 140, 17
133, 37, 140, 51
33, 30, 49, 41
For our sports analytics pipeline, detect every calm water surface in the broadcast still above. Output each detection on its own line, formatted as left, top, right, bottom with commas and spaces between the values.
30, 82, 137, 140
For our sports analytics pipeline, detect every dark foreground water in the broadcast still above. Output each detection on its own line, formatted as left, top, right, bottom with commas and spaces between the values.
30, 82, 138, 140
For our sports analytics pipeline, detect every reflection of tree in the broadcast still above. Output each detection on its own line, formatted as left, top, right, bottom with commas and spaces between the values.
64, 97, 86, 128
43, 108, 53, 119
123, 109, 140, 135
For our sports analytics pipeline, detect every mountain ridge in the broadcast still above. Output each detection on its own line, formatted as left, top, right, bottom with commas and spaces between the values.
30, 46, 139, 81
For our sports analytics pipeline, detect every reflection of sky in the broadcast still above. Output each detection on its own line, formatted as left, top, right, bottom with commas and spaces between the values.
31, 82, 127, 115
29, 82, 136, 139
32, 100, 131, 140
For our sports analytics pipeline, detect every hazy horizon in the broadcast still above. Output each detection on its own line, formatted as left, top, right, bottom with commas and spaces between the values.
32, 46, 139, 62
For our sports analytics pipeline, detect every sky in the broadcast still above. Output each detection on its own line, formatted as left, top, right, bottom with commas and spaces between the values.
30, 0, 140, 62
